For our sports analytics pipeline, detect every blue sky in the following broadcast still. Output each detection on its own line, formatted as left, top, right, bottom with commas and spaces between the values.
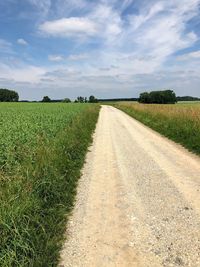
0, 0, 200, 100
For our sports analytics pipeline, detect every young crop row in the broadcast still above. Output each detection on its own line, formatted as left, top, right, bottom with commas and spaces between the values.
113, 102, 200, 155
0, 103, 100, 267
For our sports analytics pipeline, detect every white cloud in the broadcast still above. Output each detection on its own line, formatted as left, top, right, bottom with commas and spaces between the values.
187, 50, 200, 58
88, 4, 122, 43
68, 53, 89, 61
0, 63, 46, 83
17, 38, 28, 45
177, 50, 200, 61
128, 2, 164, 31
48, 55, 64, 61
0, 39, 13, 53
122, 0, 199, 71
12, 66, 45, 82
54, 0, 90, 16
120, 0, 134, 10
39, 4, 122, 42
27, 0, 51, 17
39, 17, 97, 37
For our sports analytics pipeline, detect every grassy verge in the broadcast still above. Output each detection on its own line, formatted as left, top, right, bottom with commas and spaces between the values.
0, 104, 100, 266
113, 102, 200, 155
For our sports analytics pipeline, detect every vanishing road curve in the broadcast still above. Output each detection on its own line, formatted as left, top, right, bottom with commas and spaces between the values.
60, 105, 200, 267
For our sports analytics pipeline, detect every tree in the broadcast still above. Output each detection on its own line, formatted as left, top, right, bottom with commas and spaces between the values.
162, 90, 176, 104
62, 98, 71, 103
42, 96, 51, 102
139, 90, 177, 104
138, 92, 151, 103
89, 95, 98, 103
0, 88, 19, 102
75, 96, 85, 103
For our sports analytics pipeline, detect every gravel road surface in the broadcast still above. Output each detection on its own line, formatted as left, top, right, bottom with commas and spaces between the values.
60, 105, 200, 267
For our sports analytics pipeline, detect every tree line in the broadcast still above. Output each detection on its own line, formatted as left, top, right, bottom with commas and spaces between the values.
176, 96, 200, 102
41, 95, 98, 103
0, 88, 199, 104
99, 98, 138, 102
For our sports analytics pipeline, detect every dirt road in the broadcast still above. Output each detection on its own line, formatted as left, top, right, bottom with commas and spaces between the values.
60, 105, 200, 267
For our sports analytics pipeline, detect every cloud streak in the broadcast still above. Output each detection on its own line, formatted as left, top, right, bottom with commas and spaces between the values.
17, 38, 28, 45
39, 17, 97, 37
48, 55, 64, 61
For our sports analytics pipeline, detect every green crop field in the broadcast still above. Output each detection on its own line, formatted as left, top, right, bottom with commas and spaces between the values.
113, 102, 200, 155
0, 103, 100, 267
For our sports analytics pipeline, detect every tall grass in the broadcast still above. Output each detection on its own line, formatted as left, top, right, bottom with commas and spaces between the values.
0, 103, 100, 266
114, 102, 200, 155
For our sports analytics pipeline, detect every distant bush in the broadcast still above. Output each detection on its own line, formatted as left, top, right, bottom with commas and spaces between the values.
62, 98, 71, 103
75, 96, 98, 103
0, 88, 19, 102
89, 95, 98, 103
75, 96, 87, 103
139, 90, 177, 104
42, 96, 51, 102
